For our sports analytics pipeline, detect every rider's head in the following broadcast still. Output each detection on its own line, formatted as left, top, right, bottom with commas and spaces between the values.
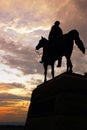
54, 21, 60, 26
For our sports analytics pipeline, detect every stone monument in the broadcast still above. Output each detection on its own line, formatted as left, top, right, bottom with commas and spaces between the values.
25, 72, 87, 130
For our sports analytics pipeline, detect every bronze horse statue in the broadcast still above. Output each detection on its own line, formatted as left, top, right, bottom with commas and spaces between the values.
35, 29, 85, 82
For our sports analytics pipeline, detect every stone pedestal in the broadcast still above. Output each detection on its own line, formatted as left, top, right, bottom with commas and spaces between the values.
25, 72, 87, 130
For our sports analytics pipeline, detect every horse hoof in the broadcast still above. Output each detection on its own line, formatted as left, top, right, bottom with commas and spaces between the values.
68, 70, 73, 73
66, 70, 73, 74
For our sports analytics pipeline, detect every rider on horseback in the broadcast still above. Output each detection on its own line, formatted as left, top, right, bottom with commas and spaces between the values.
48, 21, 63, 42
40, 20, 63, 67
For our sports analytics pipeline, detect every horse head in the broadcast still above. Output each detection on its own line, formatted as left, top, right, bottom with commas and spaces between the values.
35, 36, 48, 50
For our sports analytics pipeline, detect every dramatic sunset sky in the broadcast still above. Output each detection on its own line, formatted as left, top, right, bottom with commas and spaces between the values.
0, 0, 87, 125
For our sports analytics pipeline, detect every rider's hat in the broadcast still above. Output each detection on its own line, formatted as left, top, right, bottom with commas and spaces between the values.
54, 21, 60, 25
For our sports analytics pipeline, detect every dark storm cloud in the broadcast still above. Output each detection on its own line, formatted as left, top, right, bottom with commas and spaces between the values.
0, 100, 16, 107
0, 37, 43, 75
0, 92, 30, 101
59, 0, 87, 47
9, 82, 26, 88
0, 100, 29, 108
0, 83, 26, 90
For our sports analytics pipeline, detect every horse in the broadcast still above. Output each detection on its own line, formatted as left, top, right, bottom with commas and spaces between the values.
35, 29, 85, 82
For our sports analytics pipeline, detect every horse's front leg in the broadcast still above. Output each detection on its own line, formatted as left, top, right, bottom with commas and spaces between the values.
51, 63, 54, 79
66, 59, 69, 72
44, 64, 47, 82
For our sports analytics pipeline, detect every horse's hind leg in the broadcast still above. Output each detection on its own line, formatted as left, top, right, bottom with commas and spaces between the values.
51, 64, 54, 79
57, 57, 62, 67
66, 58, 73, 73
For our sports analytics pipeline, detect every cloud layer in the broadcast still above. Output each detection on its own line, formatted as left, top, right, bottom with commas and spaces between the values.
0, 0, 87, 125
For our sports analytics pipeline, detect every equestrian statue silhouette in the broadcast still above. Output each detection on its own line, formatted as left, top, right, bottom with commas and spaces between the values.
35, 29, 85, 82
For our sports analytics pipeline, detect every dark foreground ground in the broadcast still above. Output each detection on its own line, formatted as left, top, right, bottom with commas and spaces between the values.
0, 125, 24, 130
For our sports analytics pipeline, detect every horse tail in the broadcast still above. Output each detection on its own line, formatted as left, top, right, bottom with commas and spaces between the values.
74, 31, 85, 54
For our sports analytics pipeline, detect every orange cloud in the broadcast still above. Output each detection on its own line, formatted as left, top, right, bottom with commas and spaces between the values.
0, 100, 30, 123
0, 81, 31, 123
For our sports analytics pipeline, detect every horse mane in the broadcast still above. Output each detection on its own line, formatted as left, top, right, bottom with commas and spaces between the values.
41, 36, 48, 42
